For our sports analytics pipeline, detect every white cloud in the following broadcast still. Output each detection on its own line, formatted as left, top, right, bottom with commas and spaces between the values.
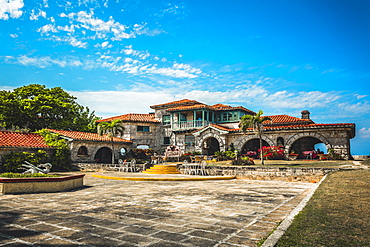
0, 0, 24, 20
70, 90, 174, 117
37, 24, 58, 34
2, 55, 83, 68
338, 101, 370, 115
46, 36, 88, 48
358, 127, 370, 139
30, 9, 46, 20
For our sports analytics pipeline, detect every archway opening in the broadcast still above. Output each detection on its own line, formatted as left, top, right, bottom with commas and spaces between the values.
77, 146, 88, 155
94, 147, 112, 163
290, 137, 326, 159
203, 137, 220, 155
137, 144, 150, 149
241, 138, 269, 158
314, 143, 327, 154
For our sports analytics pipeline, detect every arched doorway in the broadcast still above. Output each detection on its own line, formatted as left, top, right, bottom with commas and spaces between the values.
290, 137, 325, 159
242, 139, 269, 152
204, 137, 220, 155
94, 147, 112, 163
241, 138, 269, 158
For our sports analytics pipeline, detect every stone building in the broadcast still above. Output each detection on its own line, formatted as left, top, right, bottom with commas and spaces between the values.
47, 129, 132, 163
98, 99, 356, 160
0, 129, 132, 164
0, 131, 54, 164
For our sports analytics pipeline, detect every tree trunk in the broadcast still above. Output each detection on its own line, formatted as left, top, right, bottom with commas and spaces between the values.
111, 138, 115, 165
259, 133, 264, 165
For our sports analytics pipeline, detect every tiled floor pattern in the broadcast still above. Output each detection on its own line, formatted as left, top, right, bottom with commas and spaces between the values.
0, 173, 315, 247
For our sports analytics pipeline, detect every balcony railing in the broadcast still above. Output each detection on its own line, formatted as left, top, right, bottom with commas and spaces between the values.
172, 120, 210, 130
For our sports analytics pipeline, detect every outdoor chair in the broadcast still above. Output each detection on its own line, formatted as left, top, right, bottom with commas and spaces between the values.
188, 162, 201, 175
182, 160, 190, 174
199, 161, 208, 176
119, 159, 137, 172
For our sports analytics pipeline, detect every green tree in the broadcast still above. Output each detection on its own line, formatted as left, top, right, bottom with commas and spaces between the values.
240, 110, 271, 165
35, 129, 72, 171
97, 120, 124, 165
0, 84, 100, 132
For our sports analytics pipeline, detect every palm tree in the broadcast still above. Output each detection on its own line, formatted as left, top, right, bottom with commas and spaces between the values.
240, 110, 271, 165
97, 120, 124, 165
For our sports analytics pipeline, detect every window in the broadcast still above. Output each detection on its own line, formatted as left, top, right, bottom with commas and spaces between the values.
137, 126, 150, 132
77, 146, 88, 155
185, 135, 195, 146
277, 137, 284, 147
180, 113, 187, 121
162, 115, 170, 125
163, 137, 171, 145
120, 147, 127, 156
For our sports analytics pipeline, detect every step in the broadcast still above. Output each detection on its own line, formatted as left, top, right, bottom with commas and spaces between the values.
143, 164, 181, 174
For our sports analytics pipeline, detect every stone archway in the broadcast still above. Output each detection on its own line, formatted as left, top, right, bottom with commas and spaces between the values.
94, 147, 112, 163
196, 132, 226, 154
285, 132, 332, 158
241, 138, 269, 154
235, 134, 274, 151
203, 137, 220, 155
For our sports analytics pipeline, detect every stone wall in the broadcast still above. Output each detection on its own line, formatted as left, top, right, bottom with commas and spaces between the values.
75, 162, 337, 183
212, 166, 338, 183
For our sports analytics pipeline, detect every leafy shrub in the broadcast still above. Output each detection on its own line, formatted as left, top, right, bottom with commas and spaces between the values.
232, 156, 254, 165
215, 150, 238, 160
0, 173, 59, 178
130, 148, 153, 160
1, 150, 48, 173
328, 149, 344, 160
259, 146, 285, 160
36, 129, 72, 171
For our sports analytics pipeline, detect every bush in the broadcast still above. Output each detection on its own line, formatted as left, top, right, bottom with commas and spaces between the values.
36, 129, 73, 171
1, 150, 48, 173
259, 146, 285, 160
0, 173, 59, 178
328, 149, 344, 160
232, 157, 254, 166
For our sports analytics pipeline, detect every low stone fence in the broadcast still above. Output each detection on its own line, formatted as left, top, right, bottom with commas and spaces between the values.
211, 166, 338, 182
74, 163, 150, 172
74, 163, 338, 183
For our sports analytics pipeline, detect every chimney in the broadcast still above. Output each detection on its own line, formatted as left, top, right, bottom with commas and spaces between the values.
301, 110, 310, 119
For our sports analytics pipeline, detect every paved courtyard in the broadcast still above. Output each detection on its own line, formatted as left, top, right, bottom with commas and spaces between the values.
0, 173, 316, 247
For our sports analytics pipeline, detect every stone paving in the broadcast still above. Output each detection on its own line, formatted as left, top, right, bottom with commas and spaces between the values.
0, 173, 316, 247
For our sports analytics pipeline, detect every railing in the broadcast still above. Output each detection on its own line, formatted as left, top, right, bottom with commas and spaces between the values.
172, 120, 210, 130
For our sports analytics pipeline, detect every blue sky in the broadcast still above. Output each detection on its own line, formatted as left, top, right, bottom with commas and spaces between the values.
0, 0, 369, 155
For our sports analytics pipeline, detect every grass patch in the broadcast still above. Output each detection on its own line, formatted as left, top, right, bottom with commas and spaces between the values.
0, 173, 60, 178
361, 158, 370, 166
275, 169, 370, 247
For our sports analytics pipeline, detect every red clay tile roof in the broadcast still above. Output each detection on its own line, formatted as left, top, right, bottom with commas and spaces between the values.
209, 124, 239, 132
47, 129, 132, 143
211, 104, 256, 114
166, 104, 210, 112
193, 124, 239, 134
166, 102, 256, 114
0, 131, 51, 148
264, 115, 314, 125
239, 122, 355, 133
97, 113, 159, 123
264, 123, 355, 131
150, 99, 202, 109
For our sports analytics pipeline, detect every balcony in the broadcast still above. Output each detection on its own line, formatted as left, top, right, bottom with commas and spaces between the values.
172, 120, 210, 130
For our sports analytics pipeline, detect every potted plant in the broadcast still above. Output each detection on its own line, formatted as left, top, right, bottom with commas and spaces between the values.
288, 151, 298, 161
